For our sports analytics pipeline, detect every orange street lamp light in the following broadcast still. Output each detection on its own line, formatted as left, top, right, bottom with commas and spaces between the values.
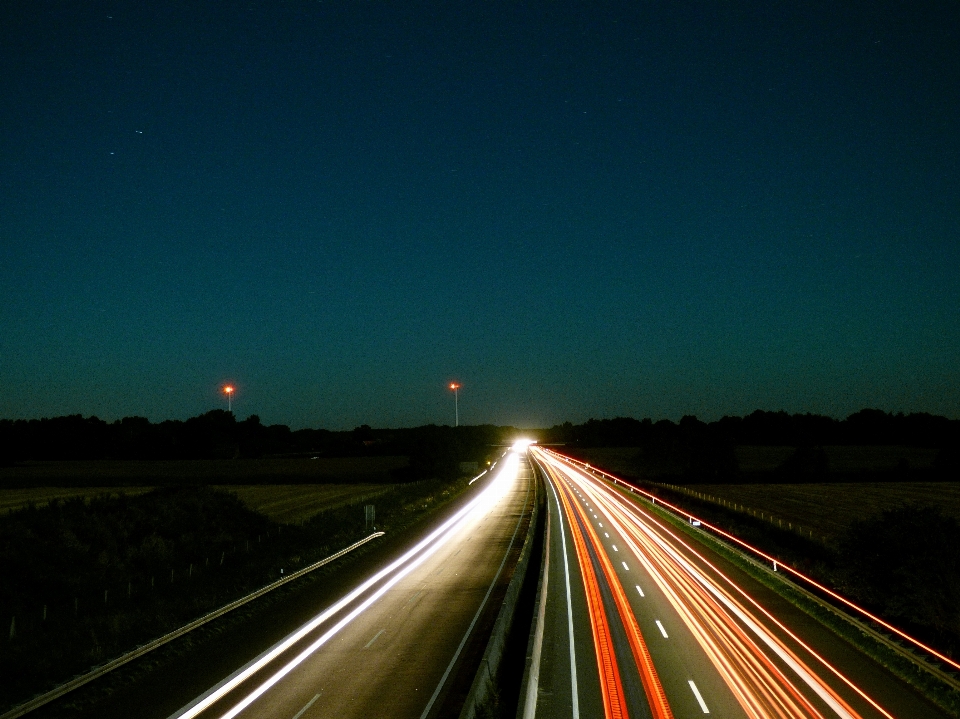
223, 385, 235, 412
449, 382, 461, 427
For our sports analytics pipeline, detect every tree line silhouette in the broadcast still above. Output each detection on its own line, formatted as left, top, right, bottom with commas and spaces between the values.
0, 412, 514, 481
544, 409, 959, 482
544, 409, 960, 448
2, 408, 957, 480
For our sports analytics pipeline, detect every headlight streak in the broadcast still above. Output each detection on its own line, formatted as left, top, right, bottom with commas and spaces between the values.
549, 449, 960, 676
174, 454, 518, 719
216, 508, 490, 719
541, 450, 894, 719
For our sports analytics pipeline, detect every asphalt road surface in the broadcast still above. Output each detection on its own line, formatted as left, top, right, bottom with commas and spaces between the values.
167, 450, 534, 719
522, 447, 949, 719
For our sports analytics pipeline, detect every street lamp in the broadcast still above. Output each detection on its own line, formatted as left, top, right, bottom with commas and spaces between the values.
449, 382, 460, 427
223, 385, 235, 412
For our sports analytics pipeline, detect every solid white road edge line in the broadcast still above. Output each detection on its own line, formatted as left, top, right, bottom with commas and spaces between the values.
521, 495, 551, 719
546, 471, 580, 719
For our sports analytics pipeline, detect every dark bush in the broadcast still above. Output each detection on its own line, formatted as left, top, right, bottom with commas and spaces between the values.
839, 504, 960, 636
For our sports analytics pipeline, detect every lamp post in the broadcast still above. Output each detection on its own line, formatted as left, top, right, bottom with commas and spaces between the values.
449, 382, 460, 427
223, 385, 234, 413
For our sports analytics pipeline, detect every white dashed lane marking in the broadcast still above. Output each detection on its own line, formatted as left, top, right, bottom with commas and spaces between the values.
688, 680, 710, 713
291, 693, 321, 719
364, 629, 385, 649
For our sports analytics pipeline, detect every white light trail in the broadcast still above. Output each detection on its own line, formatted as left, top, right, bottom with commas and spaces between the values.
173, 454, 518, 719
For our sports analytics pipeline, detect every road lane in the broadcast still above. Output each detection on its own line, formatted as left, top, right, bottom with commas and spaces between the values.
168, 450, 533, 719
527, 447, 947, 719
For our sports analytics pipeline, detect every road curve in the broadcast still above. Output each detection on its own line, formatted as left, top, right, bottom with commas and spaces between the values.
167, 450, 534, 719
524, 447, 948, 719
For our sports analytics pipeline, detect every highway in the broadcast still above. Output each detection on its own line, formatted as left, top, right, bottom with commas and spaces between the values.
523, 447, 949, 719
165, 449, 533, 719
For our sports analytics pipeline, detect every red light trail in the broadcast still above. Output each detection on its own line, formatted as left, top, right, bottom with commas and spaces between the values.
547, 448, 960, 676
532, 447, 896, 719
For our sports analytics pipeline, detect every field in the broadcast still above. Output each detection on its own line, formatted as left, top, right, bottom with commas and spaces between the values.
565, 446, 955, 542
564, 447, 642, 477
0, 456, 408, 487
569, 445, 941, 475
0, 482, 392, 524
684, 482, 960, 539
215, 484, 393, 524
0, 486, 154, 515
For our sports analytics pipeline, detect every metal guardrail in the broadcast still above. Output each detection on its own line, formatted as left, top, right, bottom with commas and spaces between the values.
1, 532, 385, 719
558, 456, 960, 697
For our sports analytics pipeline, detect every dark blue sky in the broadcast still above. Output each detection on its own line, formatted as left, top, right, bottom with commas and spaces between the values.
2, 1, 958, 429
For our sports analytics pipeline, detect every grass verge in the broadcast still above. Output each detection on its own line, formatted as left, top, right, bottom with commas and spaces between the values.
2, 475, 473, 717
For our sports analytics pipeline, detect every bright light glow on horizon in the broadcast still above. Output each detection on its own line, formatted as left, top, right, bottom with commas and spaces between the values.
511, 438, 536, 453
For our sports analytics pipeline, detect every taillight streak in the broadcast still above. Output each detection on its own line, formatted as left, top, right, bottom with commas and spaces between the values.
532, 457, 892, 719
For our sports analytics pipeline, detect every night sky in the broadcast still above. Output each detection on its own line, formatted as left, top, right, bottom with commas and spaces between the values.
2, 1, 958, 429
